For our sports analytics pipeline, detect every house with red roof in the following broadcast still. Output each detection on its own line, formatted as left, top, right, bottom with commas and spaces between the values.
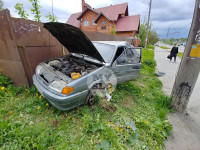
66, 0, 140, 38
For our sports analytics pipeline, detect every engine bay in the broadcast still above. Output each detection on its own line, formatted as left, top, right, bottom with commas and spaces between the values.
45, 55, 101, 80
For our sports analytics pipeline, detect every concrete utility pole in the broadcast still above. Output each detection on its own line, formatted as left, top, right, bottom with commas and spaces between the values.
166, 26, 170, 39
171, 0, 200, 112
51, 0, 54, 20
144, 0, 152, 49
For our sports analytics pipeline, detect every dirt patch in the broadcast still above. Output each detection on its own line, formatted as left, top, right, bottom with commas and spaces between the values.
133, 81, 146, 88
122, 96, 135, 108
100, 100, 117, 112
51, 119, 60, 128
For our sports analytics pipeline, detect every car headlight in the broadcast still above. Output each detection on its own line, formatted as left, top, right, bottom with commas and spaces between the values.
36, 65, 43, 75
61, 87, 74, 94
49, 80, 74, 94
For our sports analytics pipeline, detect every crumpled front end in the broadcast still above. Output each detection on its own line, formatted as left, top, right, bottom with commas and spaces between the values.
33, 74, 88, 111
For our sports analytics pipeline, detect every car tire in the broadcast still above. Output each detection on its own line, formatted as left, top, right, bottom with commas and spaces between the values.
85, 91, 95, 106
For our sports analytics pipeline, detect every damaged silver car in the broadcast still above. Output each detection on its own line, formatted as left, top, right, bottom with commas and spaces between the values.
33, 23, 142, 111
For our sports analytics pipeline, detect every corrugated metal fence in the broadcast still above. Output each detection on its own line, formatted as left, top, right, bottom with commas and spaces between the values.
0, 9, 67, 86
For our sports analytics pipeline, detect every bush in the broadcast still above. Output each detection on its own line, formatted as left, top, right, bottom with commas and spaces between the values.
0, 73, 12, 87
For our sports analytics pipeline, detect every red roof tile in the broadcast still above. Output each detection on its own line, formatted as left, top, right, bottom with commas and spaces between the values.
66, 3, 140, 32
66, 12, 81, 28
94, 12, 111, 23
115, 15, 140, 32
95, 3, 128, 21
77, 7, 99, 20
67, 3, 128, 27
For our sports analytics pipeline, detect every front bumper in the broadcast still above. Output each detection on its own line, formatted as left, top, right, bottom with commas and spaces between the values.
33, 74, 88, 111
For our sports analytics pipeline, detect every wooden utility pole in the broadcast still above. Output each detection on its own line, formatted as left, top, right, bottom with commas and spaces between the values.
144, 0, 152, 49
171, 0, 200, 112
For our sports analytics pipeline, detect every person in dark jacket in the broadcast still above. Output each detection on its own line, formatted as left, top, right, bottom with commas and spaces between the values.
170, 44, 178, 62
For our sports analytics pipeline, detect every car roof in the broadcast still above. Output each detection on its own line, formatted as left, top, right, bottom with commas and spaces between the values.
92, 41, 131, 47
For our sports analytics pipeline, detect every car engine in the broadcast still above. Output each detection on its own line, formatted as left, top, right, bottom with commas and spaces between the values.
46, 55, 99, 79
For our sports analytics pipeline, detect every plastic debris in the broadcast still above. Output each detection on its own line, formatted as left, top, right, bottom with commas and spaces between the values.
126, 119, 137, 133
106, 93, 112, 101
156, 71, 166, 77
129, 120, 137, 132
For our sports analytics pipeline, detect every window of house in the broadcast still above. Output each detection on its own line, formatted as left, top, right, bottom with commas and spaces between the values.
92, 19, 96, 25
83, 20, 89, 26
101, 21, 106, 24
101, 26, 106, 30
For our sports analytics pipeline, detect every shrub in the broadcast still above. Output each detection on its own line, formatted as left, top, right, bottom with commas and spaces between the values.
0, 73, 12, 87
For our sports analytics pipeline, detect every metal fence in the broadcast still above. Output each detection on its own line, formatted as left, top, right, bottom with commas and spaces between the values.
0, 9, 66, 86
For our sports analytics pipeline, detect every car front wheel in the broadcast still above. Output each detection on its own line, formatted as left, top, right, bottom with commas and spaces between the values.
86, 92, 95, 106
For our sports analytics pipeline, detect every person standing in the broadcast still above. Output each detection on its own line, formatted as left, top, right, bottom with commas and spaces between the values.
170, 44, 179, 62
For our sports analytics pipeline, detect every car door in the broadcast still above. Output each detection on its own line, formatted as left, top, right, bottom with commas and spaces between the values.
111, 47, 142, 83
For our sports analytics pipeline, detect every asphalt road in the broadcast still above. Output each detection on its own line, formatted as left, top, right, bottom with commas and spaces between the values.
154, 45, 200, 150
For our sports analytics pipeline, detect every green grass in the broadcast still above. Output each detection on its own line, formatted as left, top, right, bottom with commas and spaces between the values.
177, 52, 183, 58
0, 48, 172, 149
160, 46, 170, 49
146, 45, 155, 50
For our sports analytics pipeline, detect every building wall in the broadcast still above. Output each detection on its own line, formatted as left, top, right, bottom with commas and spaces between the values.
82, 0, 92, 12
80, 10, 98, 32
79, 11, 138, 38
116, 31, 136, 37
96, 16, 114, 34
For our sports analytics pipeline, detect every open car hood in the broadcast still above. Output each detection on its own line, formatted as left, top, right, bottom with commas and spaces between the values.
44, 23, 105, 63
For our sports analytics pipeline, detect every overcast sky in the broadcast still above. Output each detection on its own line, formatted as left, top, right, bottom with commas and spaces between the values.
3, 0, 196, 39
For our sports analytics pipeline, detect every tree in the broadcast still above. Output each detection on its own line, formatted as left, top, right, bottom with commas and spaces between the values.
29, 0, 42, 22
14, 3, 29, 19
46, 12, 58, 22
136, 22, 159, 47
148, 29, 159, 45
0, 0, 4, 11
136, 22, 147, 47
110, 24, 116, 36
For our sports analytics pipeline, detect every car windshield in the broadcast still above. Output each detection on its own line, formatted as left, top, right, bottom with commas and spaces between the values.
93, 42, 116, 63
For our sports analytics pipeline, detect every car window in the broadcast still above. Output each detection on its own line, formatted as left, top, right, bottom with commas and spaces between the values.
93, 43, 116, 63
116, 52, 126, 64
131, 48, 140, 63
113, 47, 125, 62
126, 49, 135, 64
115, 48, 138, 65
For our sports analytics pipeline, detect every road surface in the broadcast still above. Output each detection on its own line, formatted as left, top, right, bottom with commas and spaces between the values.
154, 45, 200, 150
